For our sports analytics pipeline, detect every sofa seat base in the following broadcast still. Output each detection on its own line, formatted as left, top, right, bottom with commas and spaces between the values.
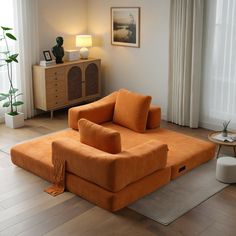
102, 123, 216, 179
11, 129, 81, 182
66, 167, 170, 211
11, 125, 215, 211
11, 126, 216, 181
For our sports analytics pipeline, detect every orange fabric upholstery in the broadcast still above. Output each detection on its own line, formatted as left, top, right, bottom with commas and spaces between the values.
11, 124, 215, 211
66, 167, 171, 212
78, 118, 121, 154
102, 123, 216, 179
52, 138, 168, 192
11, 90, 216, 212
68, 91, 117, 130
11, 129, 81, 182
147, 106, 161, 129
113, 89, 151, 133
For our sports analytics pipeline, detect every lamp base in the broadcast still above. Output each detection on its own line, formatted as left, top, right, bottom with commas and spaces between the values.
80, 47, 89, 59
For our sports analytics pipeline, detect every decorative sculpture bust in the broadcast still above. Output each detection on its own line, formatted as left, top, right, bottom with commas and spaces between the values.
52, 36, 64, 64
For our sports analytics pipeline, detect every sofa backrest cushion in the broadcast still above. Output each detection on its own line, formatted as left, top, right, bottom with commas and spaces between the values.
78, 118, 122, 154
113, 89, 152, 133
146, 106, 161, 129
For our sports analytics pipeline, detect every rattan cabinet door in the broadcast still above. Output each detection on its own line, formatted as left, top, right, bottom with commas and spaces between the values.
67, 65, 83, 101
84, 61, 100, 97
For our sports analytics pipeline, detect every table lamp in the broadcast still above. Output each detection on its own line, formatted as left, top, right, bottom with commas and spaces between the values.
76, 35, 92, 59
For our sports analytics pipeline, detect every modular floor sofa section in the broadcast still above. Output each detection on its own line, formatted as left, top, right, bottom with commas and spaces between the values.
11, 89, 216, 211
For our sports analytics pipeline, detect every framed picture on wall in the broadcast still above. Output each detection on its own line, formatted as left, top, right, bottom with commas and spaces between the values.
111, 7, 140, 47
43, 50, 52, 61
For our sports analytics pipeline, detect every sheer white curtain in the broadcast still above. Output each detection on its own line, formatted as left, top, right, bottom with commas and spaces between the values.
0, 0, 39, 122
201, 0, 236, 130
168, 0, 204, 128
0, 0, 16, 122
14, 0, 39, 118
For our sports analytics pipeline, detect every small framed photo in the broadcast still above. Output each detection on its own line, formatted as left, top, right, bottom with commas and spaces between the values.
111, 7, 140, 47
43, 50, 52, 61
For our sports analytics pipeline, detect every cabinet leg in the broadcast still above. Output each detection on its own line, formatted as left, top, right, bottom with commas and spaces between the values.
216, 145, 222, 158
50, 110, 53, 120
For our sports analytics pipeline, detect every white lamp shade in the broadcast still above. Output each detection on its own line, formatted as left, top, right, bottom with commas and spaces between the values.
76, 35, 92, 48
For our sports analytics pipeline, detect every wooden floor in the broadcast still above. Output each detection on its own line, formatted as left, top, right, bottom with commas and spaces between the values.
0, 110, 236, 236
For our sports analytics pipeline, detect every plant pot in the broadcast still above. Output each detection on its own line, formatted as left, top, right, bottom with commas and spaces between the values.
5, 112, 24, 129
222, 131, 228, 137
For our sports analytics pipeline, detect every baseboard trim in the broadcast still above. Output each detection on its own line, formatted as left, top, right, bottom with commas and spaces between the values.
199, 121, 236, 131
199, 122, 220, 131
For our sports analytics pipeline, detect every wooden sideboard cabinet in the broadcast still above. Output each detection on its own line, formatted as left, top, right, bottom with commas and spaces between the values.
32, 58, 101, 118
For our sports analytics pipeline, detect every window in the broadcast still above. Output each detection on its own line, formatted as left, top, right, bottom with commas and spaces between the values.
201, 0, 236, 130
0, 0, 16, 120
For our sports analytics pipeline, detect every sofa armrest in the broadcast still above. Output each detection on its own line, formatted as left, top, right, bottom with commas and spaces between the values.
52, 138, 168, 192
126, 139, 168, 176
146, 105, 161, 129
68, 92, 117, 130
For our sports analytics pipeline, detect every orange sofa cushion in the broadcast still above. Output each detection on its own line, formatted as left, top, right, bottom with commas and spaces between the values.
66, 167, 171, 212
68, 91, 117, 130
147, 106, 161, 129
113, 89, 151, 133
52, 138, 168, 192
102, 123, 216, 179
78, 118, 121, 154
11, 129, 81, 182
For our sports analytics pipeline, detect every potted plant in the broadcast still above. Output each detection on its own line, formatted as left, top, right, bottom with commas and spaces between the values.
0, 26, 24, 128
222, 120, 231, 137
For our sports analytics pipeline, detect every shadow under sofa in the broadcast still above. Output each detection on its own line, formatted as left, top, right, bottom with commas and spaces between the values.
11, 90, 216, 211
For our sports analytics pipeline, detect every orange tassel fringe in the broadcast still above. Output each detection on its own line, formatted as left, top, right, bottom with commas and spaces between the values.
44, 158, 66, 196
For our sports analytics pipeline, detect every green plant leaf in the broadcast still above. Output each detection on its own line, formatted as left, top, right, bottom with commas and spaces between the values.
8, 111, 19, 116
10, 53, 18, 58
6, 33, 16, 40
1, 26, 12, 31
5, 59, 12, 63
3, 101, 10, 107
9, 54, 19, 63
9, 88, 18, 94
0, 93, 9, 97
10, 57, 18, 63
0, 96, 7, 101
13, 101, 23, 106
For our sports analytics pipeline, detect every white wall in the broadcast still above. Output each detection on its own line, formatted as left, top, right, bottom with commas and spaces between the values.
38, 0, 88, 60
87, 0, 170, 119
37, 0, 171, 118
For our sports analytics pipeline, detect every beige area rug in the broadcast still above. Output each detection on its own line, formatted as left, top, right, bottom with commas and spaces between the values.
128, 159, 229, 225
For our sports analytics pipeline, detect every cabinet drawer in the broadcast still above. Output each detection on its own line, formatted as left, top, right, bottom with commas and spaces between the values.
46, 87, 64, 96
46, 89, 66, 98
46, 80, 65, 90
45, 67, 65, 78
46, 76, 64, 84
46, 73, 65, 83
47, 97, 67, 109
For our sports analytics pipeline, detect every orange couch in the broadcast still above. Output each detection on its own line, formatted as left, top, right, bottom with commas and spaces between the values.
11, 89, 216, 211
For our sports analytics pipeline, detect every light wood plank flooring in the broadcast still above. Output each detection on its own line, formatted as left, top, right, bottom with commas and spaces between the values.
0, 110, 236, 236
